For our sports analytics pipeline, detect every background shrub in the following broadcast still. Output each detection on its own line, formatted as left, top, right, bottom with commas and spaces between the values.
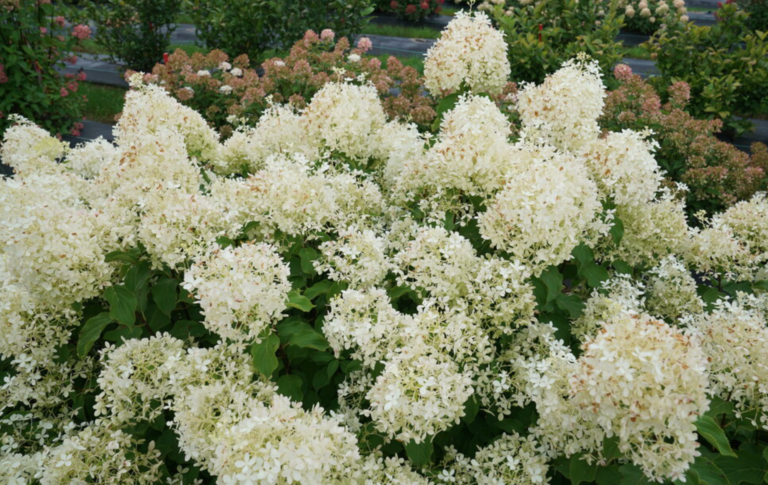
184, 0, 374, 59
646, 3, 768, 134
492, 0, 625, 84
0, 1, 89, 137
87, 0, 181, 72
729, 0, 768, 32
136, 32, 436, 137
376, 0, 446, 22
600, 65, 768, 216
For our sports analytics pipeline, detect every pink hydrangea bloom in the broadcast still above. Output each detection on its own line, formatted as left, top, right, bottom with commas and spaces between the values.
54, 16, 66, 27
72, 24, 92, 40
357, 37, 373, 52
320, 29, 335, 41
60, 87, 69, 97
613, 64, 633, 82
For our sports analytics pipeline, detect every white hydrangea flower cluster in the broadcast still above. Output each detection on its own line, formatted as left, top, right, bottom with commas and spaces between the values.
604, 184, 691, 267
585, 129, 663, 207
302, 81, 388, 161
396, 95, 513, 199
395, 226, 535, 335
118, 76, 220, 163
517, 54, 606, 152
571, 274, 645, 340
424, 11, 511, 96
645, 255, 704, 320
315, 227, 393, 288
521, 314, 709, 482
41, 421, 168, 485
209, 154, 385, 241
688, 192, 768, 280
684, 296, 768, 429
438, 433, 552, 485
478, 144, 606, 274
0, 116, 68, 176
182, 243, 291, 342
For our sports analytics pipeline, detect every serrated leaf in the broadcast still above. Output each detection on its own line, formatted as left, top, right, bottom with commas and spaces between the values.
277, 374, 303, 402
610, 216, 625, 245
555, 294, 585, 318
405, 438, 434, 467
104, 250, 138, 264
251, 333, 280, 377
571, 454, 598, 485
151, 278, 178, 316
286, 290, 315, 312
537, 266, 563, 304
580, 262, 610, 288
696, 416, 737, 457
462, 394, 480, 424
279, 321, 329, 351
714, 444, 765, 485
619, 464, 653, 485
387, 285, 412, 301
613, 260, 633, 275
305, 280, 333, 300
77, 313, 113, 357
572, 243, 595, 268
690, 451, 729, 485
104, 324, 143, 343
169, 319, 207, 340
104, 285, 137, 326
299, 247, 319, 276
597, 465, 623, 485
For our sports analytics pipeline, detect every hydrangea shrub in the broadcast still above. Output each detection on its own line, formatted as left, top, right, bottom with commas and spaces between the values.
2, 10, 768, 485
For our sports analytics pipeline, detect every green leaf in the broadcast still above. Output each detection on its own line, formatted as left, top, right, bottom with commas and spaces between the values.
690, 451, 729, 485
602, 436, 622, 460
580, 262, 610, 288
169, 320, 207, 340
612, 260, 633, 275
276, 374, 304, 402
572, 243, 595, 268
619, 464, 653, 485
125, 261, 151, 293
555, 294, 585, 318
571, 454, 598, 485
462, 394, 480, 424
537, 266, 563, 304
251, 333, 280, 377
714, 444, 765, 485
299, 247, 319, 276
77, 313, 113, 357
104, 250, 138, 264
597, 465, 623, 485
305, 280, 333, 300
696, 416, 737, 457
151, 278, 178, 316
286, 290, 315, 312
147, 304, 171, 332
104, 325, 143, 343
404, 438, 434, 467
610, 216, 625, 245
387, 285, 413, 301
705, 396, 735, 420
104, 285, 137, 326
278, 321, 329, 351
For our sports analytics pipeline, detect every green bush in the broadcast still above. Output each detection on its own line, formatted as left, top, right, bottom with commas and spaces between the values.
375, 0, 446, 22
646, 3, 768, 134
184, 0, 374, 59
87, 0, 181, 72
492, 0, 625, 84
731, 0, 768, 32
0, 1, 89, 137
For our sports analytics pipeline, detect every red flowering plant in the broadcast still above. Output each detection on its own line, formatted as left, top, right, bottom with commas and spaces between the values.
600, 64, 768, 216
0, 0, 90, 138
134, 30, 436, 137
378, 0, 445, 22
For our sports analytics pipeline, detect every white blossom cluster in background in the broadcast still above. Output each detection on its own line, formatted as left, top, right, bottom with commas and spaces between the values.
2, 10, 768, 485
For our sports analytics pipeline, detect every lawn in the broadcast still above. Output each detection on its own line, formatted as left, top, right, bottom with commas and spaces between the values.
79, 83, 126, 124
360, 23, 441, 39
